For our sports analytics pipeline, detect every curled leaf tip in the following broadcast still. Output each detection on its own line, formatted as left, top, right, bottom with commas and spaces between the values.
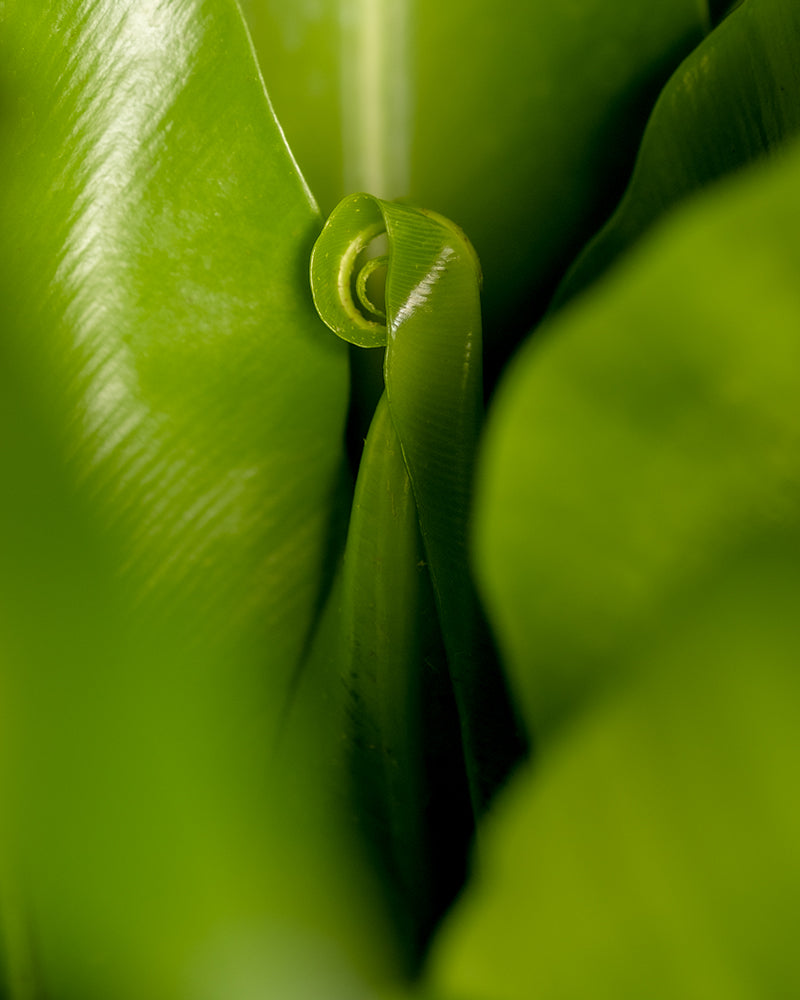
310, 192, 392, 348
310, 192, 481, 350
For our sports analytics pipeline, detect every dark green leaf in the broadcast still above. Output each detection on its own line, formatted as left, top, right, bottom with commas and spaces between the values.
554, 0, 800, 306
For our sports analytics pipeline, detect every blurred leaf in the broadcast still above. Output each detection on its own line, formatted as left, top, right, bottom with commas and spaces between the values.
427, 532, 800, 999
241, 0, 709, 352
474, 133, 800, 736
0, 0, 399, 996
434, 86, 800, 1000
0, 330, 394, 1000
554, 0, 800, 306
710, 0, 745, 21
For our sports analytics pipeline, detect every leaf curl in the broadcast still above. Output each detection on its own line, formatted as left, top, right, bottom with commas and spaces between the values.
308, 196, 525, 956
311, 192, 483, 665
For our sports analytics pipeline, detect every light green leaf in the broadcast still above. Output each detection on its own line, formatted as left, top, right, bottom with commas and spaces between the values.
0, 341, 395, 999
429, 10, 800, 996
428, 533, 800, 999
474, 133, 800, 735
0, 0, 348, 729
0, 0, 399, 996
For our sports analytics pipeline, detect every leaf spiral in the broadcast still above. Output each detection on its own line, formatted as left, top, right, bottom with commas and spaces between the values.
307, 195, 525, 959
311, 192, 485, 692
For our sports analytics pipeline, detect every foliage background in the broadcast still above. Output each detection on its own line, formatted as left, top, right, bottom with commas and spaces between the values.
2, 1, 800, 998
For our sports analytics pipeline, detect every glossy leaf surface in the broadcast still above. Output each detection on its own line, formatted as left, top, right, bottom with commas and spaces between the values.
0, 1, 396, 996
555, 0, 800, 306
0, 0, 348, 726
0, 343, 394, 999
308, 196, 521, 957
243, 0, 709, 348
312, 194, 483, 657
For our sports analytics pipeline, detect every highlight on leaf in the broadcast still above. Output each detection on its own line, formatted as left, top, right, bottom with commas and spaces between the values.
310, 192, 482, 352
307, 194, 526, 944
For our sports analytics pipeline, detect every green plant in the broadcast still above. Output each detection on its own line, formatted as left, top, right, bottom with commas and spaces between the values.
3, 1, 800, 998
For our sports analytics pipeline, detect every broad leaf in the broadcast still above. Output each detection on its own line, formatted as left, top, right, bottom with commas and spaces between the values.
0, 1, 398, 996
428, 132, 800, 1000
427, 533, 800, 999
474, 133, 800, 735
0, 0, 347, 732
0, 343, 395, 999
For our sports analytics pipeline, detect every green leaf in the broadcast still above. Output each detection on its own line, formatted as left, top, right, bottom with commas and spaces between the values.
242, 0, 709, 348
429, 13, 800, 997
295, 393, 468, 969
311, 195, 484, 665
427, 532, 800, 999
554, 0, 800, 306
0, 338, 395, 999
306, 194, 522, 963
238, 0, 347, 216
0, 1, 399, 995
474, 133, 800, 736
0, 0, 348, 729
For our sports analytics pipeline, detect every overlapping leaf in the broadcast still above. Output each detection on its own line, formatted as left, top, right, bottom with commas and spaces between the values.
305, 195, 521, 965
474, 132, 800, 733
429, 533, 800, 999
555, 0, 800, 306
428, 125, 800, 1000
242, 0, 709, 358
